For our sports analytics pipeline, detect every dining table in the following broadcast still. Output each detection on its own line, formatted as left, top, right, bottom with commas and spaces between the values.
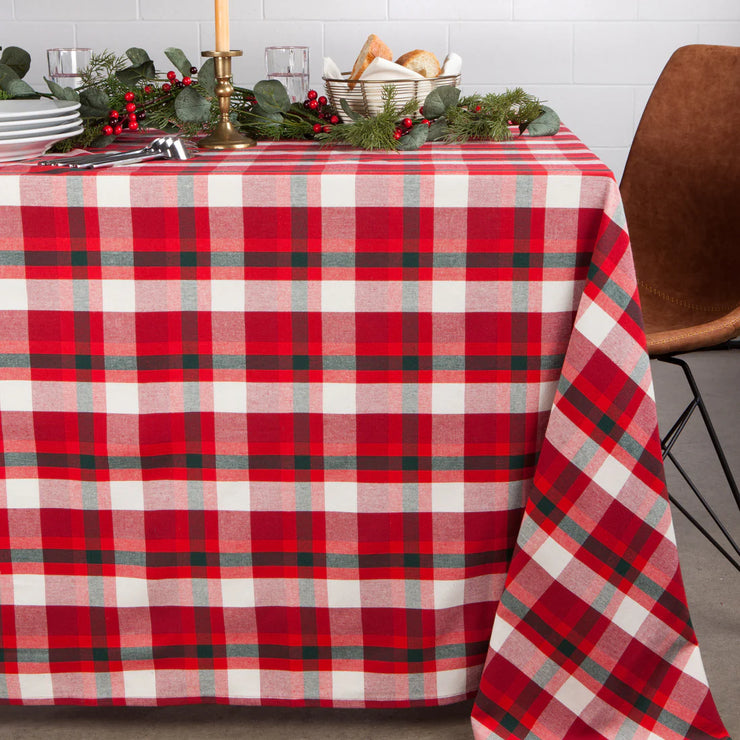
0, 126, 730, 740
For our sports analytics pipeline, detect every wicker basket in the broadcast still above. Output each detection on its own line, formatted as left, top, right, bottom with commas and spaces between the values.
323, 73, 462, 122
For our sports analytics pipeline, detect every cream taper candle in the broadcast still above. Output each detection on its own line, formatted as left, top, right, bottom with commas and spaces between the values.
214, 0, 230, 52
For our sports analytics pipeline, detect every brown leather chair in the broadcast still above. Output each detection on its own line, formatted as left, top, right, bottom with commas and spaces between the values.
621, 44, 740, 571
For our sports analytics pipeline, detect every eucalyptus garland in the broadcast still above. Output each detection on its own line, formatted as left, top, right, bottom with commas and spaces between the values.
0, 44, 560, 152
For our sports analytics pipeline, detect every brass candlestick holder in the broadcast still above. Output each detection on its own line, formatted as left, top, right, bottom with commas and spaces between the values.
199, 50, 255, 150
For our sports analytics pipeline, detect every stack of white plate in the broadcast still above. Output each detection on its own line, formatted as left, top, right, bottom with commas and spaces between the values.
0, 99, 84, 163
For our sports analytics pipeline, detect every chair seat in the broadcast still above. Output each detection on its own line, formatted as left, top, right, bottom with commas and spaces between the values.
640, 285, 740, 356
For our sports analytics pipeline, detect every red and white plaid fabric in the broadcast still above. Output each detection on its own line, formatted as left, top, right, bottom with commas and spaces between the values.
0, 129, 729, 739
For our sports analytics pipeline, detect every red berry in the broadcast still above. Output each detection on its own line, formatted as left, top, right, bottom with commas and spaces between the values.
318, 95, 327, 106
402, 117, 413, 129
419, 107, 424, 114
190, 66, 198, 75
318, 112, 325, 119
322, 125, 331, 133
307, 89, 318, 100
128, 113, 137, 122
128, 120, 139, 132
182, 76, 192, 86
475, 105, 482, 112
393, 129, 402, 140
162, 83, 172, 92
125, 102, 136, 113
312, 123, 322, 133
109, 110, 119, 120
124, 91, 135, 102
166, 70, 177, 80
308, 99, 318, 110
422, 118, 430, 126
144, 85, 153, 94
102, 124, 113, 136
330, 114, 340, 124
113, 124, 123, 135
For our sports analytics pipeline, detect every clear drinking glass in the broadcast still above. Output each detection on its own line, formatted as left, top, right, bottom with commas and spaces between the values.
265, 46, 309, 103
46, 48, 92, 89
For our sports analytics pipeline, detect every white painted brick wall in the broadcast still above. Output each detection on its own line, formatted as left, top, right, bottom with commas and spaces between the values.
1, 0, 738, 179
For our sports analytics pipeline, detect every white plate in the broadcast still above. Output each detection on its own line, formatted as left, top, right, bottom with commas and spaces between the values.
0, 117, 82, 141
0, 125, 84, 163
0, 109, 81, 131
0, 99, 81, 122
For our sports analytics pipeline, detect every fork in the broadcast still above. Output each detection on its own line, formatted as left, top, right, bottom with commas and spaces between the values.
38, 136, 171, 167
38, 136, 195, 168
69, 137, 195, 168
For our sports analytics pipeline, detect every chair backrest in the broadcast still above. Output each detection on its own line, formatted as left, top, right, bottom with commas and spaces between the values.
620, 45, 740, 313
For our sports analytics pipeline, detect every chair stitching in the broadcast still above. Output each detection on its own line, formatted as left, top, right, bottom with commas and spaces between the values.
638, 280, 738, 313
648, 320, 740, 346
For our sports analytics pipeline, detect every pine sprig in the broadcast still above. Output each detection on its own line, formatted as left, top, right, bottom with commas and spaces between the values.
79, 50, 128, 89
445, 105, 511, 142
51, 125, 105, 153
319, 86, 418, 150
445, 88, 542, 143
239, 103, 316, 141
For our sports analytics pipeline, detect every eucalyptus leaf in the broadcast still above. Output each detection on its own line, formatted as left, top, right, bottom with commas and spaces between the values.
165, 47, 193, 78
5, 78, 38, 98
174, 86, 211, 122
79, 87, 110, 118
340, 98, 363, 122
79, 86, 109, 111
45, 77, 68, 99
125, 47, 151, 67
116, 67, 142, 87
396, 123, 429, 151
0, 62, 37, 98
115, 60, 155, 86
45, 77, 80, 101
80, 103, 109, 119
246, 105, 284, 134
521, 105, 560, 137
253, 79, 291, 114
0, 46, 31, 79
198, 58, 216, 96
422, 86, 460, 119
0, 62, 20, 92
426, 117, 449, 141
133, 60, 156, 79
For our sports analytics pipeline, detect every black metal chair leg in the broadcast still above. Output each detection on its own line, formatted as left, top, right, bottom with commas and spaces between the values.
666, 491, 740, 574
657, 354, 740, 572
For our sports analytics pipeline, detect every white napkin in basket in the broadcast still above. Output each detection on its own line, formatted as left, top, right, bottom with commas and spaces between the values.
358, 57, 426, 81
323, 57, 343, 79
441, 53, 462, 77
322, 54, 462, 81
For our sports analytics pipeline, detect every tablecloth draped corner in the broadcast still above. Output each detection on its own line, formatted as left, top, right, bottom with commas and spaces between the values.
0, 127, 730, 740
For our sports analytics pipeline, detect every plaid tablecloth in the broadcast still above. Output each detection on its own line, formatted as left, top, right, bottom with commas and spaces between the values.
0, 129, 729, 739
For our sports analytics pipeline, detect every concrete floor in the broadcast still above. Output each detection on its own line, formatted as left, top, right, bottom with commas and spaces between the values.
0, 351, 737, 740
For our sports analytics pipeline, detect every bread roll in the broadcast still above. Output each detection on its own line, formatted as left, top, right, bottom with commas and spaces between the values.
349, 34, 393, 88
395, 49, 441, 78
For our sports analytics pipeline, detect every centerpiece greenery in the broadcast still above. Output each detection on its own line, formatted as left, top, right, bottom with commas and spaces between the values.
0, 45, 560, 152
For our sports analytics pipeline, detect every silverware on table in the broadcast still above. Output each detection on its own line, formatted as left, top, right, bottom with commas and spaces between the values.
38, 136, 197, 168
